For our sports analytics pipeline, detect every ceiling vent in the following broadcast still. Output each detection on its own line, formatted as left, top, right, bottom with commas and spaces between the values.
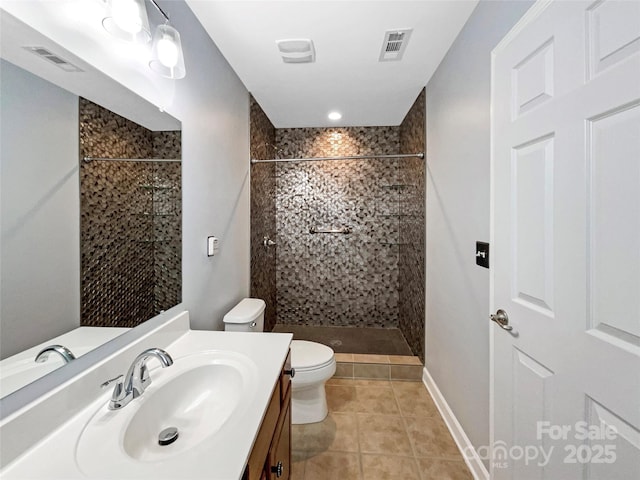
379, 29, 412, 62
22, 46, 84, 72
276, 39, 315, 64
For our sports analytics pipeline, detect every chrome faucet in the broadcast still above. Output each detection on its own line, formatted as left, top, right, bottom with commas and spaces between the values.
35, 344, 76, 364
107, 348, 173, 410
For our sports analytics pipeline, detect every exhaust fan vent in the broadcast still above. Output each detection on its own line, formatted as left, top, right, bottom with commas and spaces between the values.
276, 39, 315, 64
379, 29, 412, 62
23, 46, 83, 72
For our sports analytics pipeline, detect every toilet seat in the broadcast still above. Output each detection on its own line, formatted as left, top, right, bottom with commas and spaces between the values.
290, 340, 334, 371
295, 358, 334, 372
290, 340, 336, 391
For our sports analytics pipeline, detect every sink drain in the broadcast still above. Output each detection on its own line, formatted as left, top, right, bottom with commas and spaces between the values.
158, 427, 179, 446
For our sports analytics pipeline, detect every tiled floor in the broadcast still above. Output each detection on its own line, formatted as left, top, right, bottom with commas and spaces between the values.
291, 378, 473, 480
272, 325, 413, 355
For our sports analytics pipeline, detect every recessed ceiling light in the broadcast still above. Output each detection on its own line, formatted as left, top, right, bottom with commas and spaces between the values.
328, 111, 342, 120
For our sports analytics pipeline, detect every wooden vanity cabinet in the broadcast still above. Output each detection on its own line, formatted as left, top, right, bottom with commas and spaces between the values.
267, 401, 290, 480
243, 350, 292, 480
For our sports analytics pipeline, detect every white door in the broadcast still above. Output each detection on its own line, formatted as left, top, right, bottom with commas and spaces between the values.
491, 1, 640, 479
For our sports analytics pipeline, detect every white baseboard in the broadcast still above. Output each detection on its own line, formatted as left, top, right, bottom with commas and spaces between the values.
422, 366, 490, 480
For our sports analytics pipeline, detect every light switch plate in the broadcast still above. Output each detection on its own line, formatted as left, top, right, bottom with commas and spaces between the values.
476, 241, 489, 268
207, 236, 219, 257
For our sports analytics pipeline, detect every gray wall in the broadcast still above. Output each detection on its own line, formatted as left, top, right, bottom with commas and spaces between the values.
0, 60, 80, 359
424, 0, 533, 464
163, 1, 250, 330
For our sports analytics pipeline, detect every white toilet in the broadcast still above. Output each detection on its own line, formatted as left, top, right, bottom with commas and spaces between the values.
223, 298, 336, 424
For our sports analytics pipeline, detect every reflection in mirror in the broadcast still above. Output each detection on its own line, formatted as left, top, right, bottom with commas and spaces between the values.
0, 15, 182, 398
80, 99, 182, 328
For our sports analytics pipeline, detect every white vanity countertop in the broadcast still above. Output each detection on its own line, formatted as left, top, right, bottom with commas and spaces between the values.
1, 329, 293, 480
0, 327, 130, 397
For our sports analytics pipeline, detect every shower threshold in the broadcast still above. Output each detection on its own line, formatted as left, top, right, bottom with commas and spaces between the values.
271, 324, 413, 356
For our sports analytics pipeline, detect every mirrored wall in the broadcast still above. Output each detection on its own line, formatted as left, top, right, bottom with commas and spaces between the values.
0, 13, 182, 398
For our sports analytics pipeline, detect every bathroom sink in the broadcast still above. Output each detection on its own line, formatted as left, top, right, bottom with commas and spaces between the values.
75, 350, 258, 476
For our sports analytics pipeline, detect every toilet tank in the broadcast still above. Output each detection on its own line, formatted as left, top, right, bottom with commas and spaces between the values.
223, 298, 266, 332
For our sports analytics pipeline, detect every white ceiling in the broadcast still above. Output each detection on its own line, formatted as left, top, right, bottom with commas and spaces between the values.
186, 0, 478, 127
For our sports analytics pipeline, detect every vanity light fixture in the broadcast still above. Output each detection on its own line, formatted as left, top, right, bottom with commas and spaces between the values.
328, 111, 342, 121
102, 0, 151, 43
148, 0, 186, 79
102, 0, 186, 79
150, 23, 186, 79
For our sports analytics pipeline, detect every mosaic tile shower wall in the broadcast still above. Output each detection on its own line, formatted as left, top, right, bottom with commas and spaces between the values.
80, 98, 181, 328
150, 131, 182, 315
250, 95, 277, 331
275, 127, 402, 327
399, 89, 426, 362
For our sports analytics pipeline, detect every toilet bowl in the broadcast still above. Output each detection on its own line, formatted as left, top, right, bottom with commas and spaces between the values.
289, 340, 336, 424
223, 298, 336, 425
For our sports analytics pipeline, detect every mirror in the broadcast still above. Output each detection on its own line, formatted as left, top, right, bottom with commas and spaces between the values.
0, 12, 182, 398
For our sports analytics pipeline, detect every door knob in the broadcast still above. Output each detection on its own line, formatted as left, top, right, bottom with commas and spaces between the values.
491, 309, 513, 331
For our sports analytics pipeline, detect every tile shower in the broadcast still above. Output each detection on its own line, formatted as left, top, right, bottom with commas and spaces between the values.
80, 98, 181, 328
250, 91, 425, 361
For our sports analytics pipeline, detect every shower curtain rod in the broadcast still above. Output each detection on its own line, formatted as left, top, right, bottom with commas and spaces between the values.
83, 157, 181, 163
250, 152, 424, 164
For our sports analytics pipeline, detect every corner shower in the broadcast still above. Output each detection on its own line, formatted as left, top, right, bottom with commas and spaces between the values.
250, 90, 425, 363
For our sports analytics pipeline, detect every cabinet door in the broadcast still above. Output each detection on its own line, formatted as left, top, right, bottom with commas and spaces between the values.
246, 382, 281, 480
268, 403, 291, 480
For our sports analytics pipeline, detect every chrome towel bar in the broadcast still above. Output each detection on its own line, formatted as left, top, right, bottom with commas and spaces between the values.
310, 226, 351, 234
83, 157, 180, 163
251, 152, 423, 164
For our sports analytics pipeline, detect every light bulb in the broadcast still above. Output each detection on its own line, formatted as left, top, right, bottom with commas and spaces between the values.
157, 36, 179, 68
112, 0, 142, 34
328, 111, 342, 120
150, 24, 186, 79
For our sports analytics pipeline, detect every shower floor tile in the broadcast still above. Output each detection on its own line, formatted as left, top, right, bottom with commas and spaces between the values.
271, 324, 413, 356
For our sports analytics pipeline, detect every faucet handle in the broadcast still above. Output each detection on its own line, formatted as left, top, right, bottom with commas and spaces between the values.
100, 374, 123, 389
101, 375, 128, 409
